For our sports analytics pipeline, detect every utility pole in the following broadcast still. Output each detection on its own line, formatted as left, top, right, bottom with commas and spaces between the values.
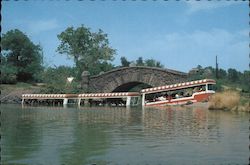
216, 55, 219, 79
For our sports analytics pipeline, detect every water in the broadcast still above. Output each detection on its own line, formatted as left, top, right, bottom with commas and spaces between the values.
1, 104, 249, 165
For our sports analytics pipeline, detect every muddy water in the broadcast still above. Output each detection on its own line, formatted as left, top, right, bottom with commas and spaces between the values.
1, 104, 249, 164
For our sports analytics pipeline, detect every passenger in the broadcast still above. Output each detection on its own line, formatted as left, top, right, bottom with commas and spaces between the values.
179, 92, 184, 98
184, 88, 192, 97
167, 95, 172, 101
184, 91, 189, 97
175, 93, 179, 99
199, 86, 205, 92
157, 96, 166, 101
193, 87, 199, 93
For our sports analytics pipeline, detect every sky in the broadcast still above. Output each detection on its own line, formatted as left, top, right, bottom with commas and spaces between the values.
2, 1, 249, 73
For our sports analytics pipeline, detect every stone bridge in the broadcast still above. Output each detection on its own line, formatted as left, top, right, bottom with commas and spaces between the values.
81, 66, 188, 93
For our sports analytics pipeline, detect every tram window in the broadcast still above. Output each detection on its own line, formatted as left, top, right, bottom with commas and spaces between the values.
201, 85, 206, 91
208, 84, 215, 90
183, 88, 193, 97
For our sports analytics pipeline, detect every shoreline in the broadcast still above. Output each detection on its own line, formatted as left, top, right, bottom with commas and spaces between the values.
0, 84, 38, 104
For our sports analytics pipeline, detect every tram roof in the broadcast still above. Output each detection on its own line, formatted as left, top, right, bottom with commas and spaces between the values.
22, 92, 141, 99
141, 79, 216, 94
78, 92, 140, 98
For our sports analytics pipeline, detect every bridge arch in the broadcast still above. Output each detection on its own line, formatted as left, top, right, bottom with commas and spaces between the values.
83, 66, 187, 93
112, 81, 152, 92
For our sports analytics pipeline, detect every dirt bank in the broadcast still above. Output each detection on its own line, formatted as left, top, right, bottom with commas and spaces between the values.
0, 84, 41, 104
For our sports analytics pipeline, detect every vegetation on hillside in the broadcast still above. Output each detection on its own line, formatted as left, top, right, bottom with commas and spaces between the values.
38, 66, 80, 94
189, 65, 250, 93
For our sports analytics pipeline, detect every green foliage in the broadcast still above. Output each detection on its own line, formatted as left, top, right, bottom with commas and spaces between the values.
136, 57, 144, 66
41, 66, 76, 83
189, 65, 250, 93
87, 61, 114, 76
120, 56, 164, 68
1, 29, 43, 82
213, 79, 223, 92
241, 71, 250, 92
188, 65, 207, 81
135, 57, 164, 68
227, 68, 238, 82
0, 56, 18, 84
120, 56, 130, 67
144, 58, 164, 68
218, 68, 227, 79
57, 25, 116, 77
39, 66, 80, 94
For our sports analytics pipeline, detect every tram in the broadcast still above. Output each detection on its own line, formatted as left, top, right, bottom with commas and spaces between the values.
141, 79, 216, 106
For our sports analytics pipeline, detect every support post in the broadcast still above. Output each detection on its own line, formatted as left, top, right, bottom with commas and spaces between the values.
63, 98, 68, 105
126, 96, 131, 107
78, 98, 81, 107
142, 94, 145, 106
22, 98, 24, 105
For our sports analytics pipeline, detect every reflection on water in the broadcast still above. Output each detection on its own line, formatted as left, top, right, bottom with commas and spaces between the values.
142, 106, 222, 144
1, 104, 249, 164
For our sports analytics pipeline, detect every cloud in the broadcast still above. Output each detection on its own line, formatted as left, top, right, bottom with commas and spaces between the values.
27, 19, 59, 35
186, 1, 246, 14
133, 29, 248, 72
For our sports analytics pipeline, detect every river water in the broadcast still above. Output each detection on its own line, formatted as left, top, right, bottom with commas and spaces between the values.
1, 104, 249, 165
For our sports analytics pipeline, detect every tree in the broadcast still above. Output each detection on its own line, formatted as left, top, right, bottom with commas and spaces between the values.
89, 61, 114, 76
40, 66, 80, 94
136, 57, 144, 66
197, 65, 203, 70
144, 59, 164, 68
1, 29, 43, 82
57, 25, 116, 77
120, 56, 130, 67
218, 68, 227, 79
0, 56, 18, 84
203, 66, 215, 78
227, 68, 238, 82
242, 71, 250, 84
120, 57, 164, 68
241, 71, 250, 92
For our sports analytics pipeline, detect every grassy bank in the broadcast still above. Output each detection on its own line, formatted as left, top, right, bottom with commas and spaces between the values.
208, 90, 250, 112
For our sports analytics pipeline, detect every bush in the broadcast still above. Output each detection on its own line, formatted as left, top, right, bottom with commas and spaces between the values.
0, 64, 17, 84
209, 90, 240, 110
38, 66, 82, 94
